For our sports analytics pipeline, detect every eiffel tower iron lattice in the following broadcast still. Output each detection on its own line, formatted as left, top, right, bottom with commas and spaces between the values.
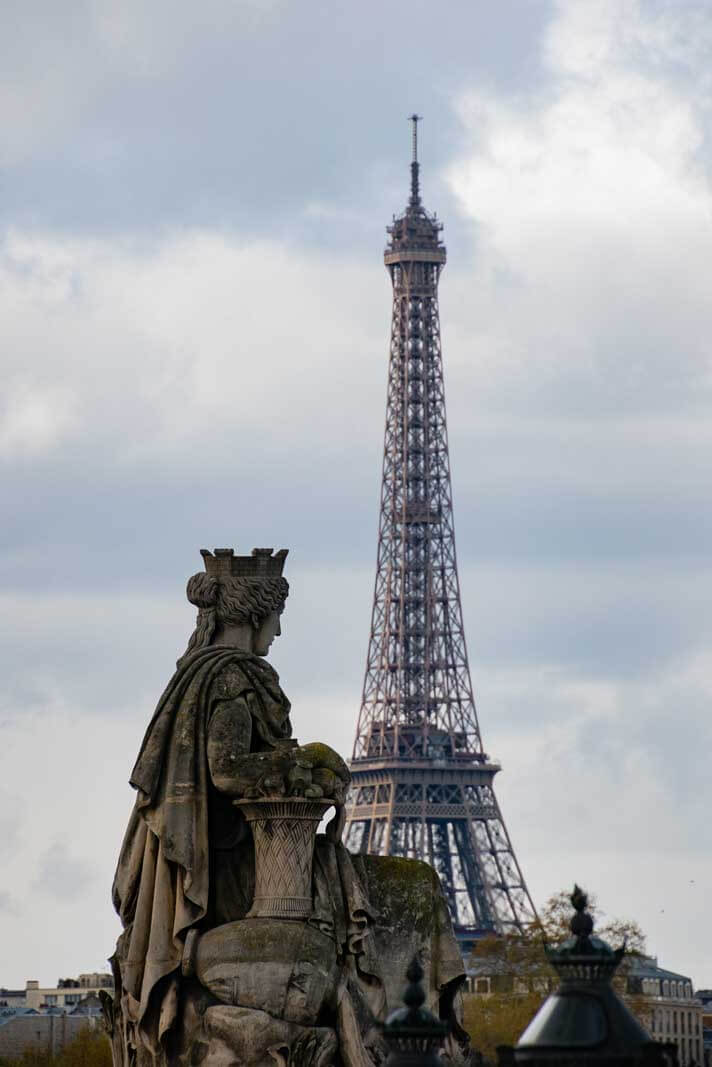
343, 117, 538, 942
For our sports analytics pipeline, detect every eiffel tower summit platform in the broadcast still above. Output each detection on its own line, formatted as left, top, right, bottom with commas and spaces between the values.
343, 117, 537, 947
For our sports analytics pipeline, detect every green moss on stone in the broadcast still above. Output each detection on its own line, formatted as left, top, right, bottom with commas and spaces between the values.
297, 743, 350, 778
361, 855, 438, 935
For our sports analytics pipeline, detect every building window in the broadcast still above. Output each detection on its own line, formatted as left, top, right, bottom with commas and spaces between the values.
475, 978, 490, 994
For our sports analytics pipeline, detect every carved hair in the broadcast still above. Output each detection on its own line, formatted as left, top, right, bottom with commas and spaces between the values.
181, 572, 289, 659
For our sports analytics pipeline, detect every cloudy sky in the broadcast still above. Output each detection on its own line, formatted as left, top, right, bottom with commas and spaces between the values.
1, 0, 711, 990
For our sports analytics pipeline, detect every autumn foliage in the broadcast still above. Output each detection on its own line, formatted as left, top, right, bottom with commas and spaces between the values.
0, 1027, 112, 1067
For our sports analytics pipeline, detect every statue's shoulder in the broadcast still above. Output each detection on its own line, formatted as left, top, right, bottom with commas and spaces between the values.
212, 661, 251, 702
207, 650, 280, 702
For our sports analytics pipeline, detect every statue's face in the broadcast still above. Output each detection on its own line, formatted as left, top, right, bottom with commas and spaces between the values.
253, 610, 281, 656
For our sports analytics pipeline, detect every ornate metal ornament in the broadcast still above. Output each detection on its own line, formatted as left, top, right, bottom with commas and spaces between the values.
498, 887, 678, 1067
383, 956, 449, 1067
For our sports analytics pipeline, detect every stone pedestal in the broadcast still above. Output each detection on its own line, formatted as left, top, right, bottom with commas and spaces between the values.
235, 797, 333, 920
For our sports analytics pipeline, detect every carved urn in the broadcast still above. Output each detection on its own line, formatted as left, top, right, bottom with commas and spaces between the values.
235, 796, 334, 920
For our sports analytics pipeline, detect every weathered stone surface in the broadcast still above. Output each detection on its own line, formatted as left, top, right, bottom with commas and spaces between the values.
202, 1005, 338, 1067
107, 549, 468, 1067
192, 917, 338, 1023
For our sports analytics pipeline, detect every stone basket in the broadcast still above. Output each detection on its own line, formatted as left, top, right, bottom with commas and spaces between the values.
234, 796, 335, 921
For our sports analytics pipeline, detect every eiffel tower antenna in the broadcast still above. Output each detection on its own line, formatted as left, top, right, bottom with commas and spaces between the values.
409, 113, 421, 204
343, 119, 538, 946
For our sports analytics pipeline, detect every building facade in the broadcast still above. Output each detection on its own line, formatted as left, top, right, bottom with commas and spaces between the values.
24, 973, 113, 1012
0, 974, 111, 1059
626, 957, 703, 1066
0, 989, 27, 1011
694, 990, 712, 1067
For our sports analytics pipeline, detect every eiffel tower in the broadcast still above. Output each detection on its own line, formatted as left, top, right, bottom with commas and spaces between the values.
343, 117, 537, 943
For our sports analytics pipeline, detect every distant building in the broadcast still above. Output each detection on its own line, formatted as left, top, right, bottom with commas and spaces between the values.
465, 954, 552, 996
0, 974, 111, 1060
0, 989, 27, 1011
694, 989, 712, 1067
625, 956, 703, 1066
68, 993, 104, 1017
24, 972, 113, 1012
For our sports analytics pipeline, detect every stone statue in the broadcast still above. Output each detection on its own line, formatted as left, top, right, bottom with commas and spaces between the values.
107, 548, 468, 1067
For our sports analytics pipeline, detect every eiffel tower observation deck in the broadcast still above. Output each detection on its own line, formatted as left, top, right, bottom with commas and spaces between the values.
343, 118, 538, 943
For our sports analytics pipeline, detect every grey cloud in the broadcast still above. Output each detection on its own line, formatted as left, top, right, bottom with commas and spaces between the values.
34, 841, 96, 900
0, 797, 23, 861
0, 890, 20, 915
485, 666, 712, 861
461, 560, 712, 679
0, 0, 551, 239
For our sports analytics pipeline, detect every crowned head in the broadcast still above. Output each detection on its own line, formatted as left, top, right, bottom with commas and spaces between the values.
182, 548, 289, 660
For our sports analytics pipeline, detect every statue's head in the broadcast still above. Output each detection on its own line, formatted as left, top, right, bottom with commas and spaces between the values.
182, 548, 289, 660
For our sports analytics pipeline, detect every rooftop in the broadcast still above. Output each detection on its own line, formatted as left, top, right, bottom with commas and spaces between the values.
626, 955, 693, 983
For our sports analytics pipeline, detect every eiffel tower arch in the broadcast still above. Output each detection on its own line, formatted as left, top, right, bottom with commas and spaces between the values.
343, 118, 537, 944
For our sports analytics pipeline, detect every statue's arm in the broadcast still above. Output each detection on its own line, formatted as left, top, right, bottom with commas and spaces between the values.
207, 697, 255, 794
208, 691, 294, 797
205, 670, 351, 801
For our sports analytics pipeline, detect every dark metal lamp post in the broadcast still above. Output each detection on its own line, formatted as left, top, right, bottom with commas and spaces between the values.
498, 886, 678, 1067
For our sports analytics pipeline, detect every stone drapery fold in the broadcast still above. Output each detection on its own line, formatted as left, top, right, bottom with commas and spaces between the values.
112, 647, 292, 1054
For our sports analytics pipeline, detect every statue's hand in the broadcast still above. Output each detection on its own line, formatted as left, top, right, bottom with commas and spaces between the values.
227, 743, 350, 801
226, 749, 292, 799
234, 748, 322, 800
295, 743, 350, 781
292, 743, 350, 803
310, 767, 346, 804
286, 754, 322, 798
